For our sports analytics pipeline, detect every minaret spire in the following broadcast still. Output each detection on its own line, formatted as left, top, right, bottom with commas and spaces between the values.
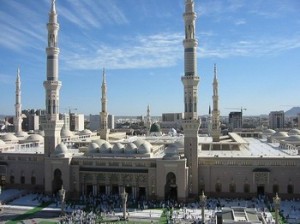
181, 0, 200, 197
212, 64, 221, 142
41, 0, 64, 157
14, 68, 22, 134
99, 68, 110, 140
145, 105, 152, 135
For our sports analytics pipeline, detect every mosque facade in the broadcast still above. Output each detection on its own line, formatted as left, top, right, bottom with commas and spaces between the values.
1, 0, 300, 202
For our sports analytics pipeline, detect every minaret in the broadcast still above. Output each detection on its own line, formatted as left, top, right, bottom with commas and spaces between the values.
99, 68, 110, 140
41, 0, 64, 156
14, 68, 22, 134
212, 64, 221, 142
181, 0, 200, 196
145, 105, 152, 135
207, 105, 212, 136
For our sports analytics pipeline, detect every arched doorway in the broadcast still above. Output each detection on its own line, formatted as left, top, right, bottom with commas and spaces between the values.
52, 169, 63, 194
165, 172, 177, 200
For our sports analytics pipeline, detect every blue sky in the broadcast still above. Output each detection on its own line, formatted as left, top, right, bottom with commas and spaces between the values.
0, 0, 300, 116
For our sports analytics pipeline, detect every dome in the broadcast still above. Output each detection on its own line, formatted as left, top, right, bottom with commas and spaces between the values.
150, 123, 161, 133
79, 129, 92, 135
112, 142, 124, 154
61, 129, 74, 138
54, 143, 68, 155
138, 141, 152, 154
92, 139, 107, 148
174, 140, 184, 149
168, 128, 177, 136
133, 139, 145, 147
88, 142, 99, 153
165, 143, 178, 155
1, 133, 18, 142
37, 130, 45, 136
286, 135, 300, 142
272, 131, 288, 138
288, 129, 300, 136
124, 142, 137, 154
0, 139, 5, 145
15, 131, 29, 138
99, 142, 112, 153
27, 134, 44, 143
263, 129, 276, 135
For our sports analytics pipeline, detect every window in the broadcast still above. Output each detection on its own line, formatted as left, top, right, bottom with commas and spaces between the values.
273, 184, 279, 194
216, 183, 222, 193
229, 183, 236, 193
31, 176, 36, 185
287, 184, 294, 194
20, 176, 25, 184
10, 175, 15, 184
244, 184, 250, 193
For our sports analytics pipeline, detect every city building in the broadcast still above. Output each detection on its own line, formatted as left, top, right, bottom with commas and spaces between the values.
228, 111, 243, 130
269, 111, 285, 129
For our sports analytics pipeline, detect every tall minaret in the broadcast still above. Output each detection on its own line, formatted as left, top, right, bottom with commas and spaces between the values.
14, 68, 22, 134
99, 68, 110, 140
41, 0, 64, 156
181, 0, 200, 196
145, 105, 151, 135
207, 105, 212, 136
212, 64, 221, 142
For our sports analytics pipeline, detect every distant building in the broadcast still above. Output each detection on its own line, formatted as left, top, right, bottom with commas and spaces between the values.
70, 113, 84, 132
22, 109, 41, 131
228, 112, 242, 130
161, 113, 183, 130
298, 113, 300, 129
269, 111, 285, 129
89, 114, 114, 131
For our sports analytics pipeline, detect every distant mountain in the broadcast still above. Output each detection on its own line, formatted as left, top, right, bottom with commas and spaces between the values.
285, 107, 300, 116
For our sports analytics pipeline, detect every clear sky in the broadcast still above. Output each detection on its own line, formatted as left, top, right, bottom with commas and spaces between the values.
0, 0, 300, 117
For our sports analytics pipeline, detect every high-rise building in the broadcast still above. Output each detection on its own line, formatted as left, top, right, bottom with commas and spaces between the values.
229, 112, 242, 130
269, 111, 285, 129
181, 0, 200, 196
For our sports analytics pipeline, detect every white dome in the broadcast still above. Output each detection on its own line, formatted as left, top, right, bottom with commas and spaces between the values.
272, 131, 288, 138
88, 142, 99, 153
1, 133, 18, 142
165, 143, 178, 155
288, 129, 300, 136
61, 129, 74, 138
27, 134, 44, 143
54, 143, 68, 155
263, 129, 276, 135
138, 141, 152, 154
99, 142, 112, 153
92, 139, 107, 148
286, 135, 300, 142
125, 142, 137, 154
112, 142, 124, 154
133, 139, 144, 147
80, 129, 92, 135
15, 131, 29, 138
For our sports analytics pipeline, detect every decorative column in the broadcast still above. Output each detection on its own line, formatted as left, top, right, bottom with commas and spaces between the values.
273, 193, 281, 224
120, 188, 128, 220
59, 185, 66, 216
199, 191, 207, 224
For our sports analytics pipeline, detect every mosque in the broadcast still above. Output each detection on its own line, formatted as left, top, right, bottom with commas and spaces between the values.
1, 0, 300, 202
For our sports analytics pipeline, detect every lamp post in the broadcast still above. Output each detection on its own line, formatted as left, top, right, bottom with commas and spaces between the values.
273, 193, 281, 224
59, 185, 66, 216
120, 187, 128, 220
199, 191, 207, 224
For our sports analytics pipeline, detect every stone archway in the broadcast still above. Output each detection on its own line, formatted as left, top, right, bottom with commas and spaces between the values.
52, 169, 63, 194
165, 172, 177, 201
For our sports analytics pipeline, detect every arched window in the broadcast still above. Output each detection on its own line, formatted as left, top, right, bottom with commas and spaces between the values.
287, 184, 294, 194
244, 184, 250, 193
215, 183, 222, 193
273, 184, 279, 194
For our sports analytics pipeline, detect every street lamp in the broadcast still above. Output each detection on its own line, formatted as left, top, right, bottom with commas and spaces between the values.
273, 193, 281, 224
59, 185, 66, 216
120, 187, 128, 220
199, 191, 207, 224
